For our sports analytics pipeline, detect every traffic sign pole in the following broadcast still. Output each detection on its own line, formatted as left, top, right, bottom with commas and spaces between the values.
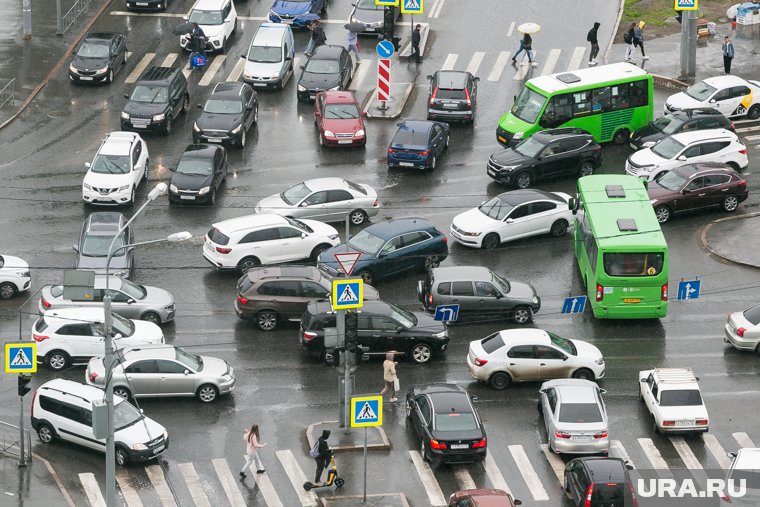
363, 426, 368, 502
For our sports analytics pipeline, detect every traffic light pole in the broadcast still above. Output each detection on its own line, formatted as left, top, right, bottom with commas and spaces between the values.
18, 382, 26, 467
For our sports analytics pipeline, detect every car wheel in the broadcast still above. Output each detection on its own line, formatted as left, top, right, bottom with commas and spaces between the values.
181, 94, 190, 114
420, 438, 427, 462
654, 205, 671, 224
722, 195, 739, 212
444, 134, 450, 149
253, 104, 258, 125
515, 171, 532, 189
423, 255, 440, 271
113, 386, 132, 400
579, 161, 595, 177
129, 187, 136, 205
143, 158, 150, 181
613, 128, 630, 145
164, 116, 172, 136
310, 244, 330, 262
356, 270, 373, 285
410, 343, 433, 364
37, 423, 55, 444
481, 233, 500, 250
239, 130, 246, 148
209, 189, 216, 205
748, 105, 760, 120
550, 219, 568, 237
115, 446, 131, 467
237, 256, 260, 275
141, 311, 161, 325
0, 282, 17, 299
349, 209, 368, 225
197, 384, 219, 403
429, 155, 436, 170
572, 368, 595, 380
232, 19, 238, 35
221, 37, 228, 54
489, 371, 511, 390
319, 134, 325, 147
512, 306, 532, 325
256, 311, 279, 331
46, 351, 70, 371
107, 68, 114, 84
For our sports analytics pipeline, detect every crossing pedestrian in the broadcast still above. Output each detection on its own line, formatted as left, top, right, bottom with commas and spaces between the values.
587, 22, 600, 66
513, 33, 536, 66
623, 22, 636, 63
305, 21, 326, 57
722, 35, 735, 75
379, 352, 399, 402
511, 32, 525, 63
634, 21, 649, 60
239, 424, 266, 479
346, 29, 361, 64
313, 430, 332, 483
411, 24, 422, 63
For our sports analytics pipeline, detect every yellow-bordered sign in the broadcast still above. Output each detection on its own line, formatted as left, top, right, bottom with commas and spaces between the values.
5, 343, 37, 374
331, 278, 364, 310
375, 0, 399, 5
400, 0, 423, 15
351, 395, 383, 427
674, 0, 697, 11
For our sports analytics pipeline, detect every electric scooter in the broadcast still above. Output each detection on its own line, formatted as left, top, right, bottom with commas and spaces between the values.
303, 455, 345, 491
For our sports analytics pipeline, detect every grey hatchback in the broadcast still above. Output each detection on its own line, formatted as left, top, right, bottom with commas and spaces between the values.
418, 266, 540, 324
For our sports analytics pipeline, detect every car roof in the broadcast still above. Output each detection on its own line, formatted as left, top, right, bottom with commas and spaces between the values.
434, 70, 469, 88
252, 23, 289, 45
497, 189, 564, 205
499, 328, 551, 346
321, 91, 357, 104
398, 120, 434, 134
413, 383, 471, 412
543, 379, 599, 401
701, 75, 751, 89
181, 144, 223, 160
192, 0, 228, 10
83, 32, 120, 43
210, 81, 248, 98
38, 379, 110, 404
99, 132, 139, 156
649, 368, 699, 386
137, 65, 180, 85
213, 213, 288, 234
365, 218, 435, 238
532, 128, 593, 142
86, 212, 125, 232
573, 457, 629, 482
245, 265, 321, 282
121, 344, 179, 360
311, 299, 390, 315
734, 448, 760, 470
673, 162, 736, 178
463, 489, 511, 507
670, 107, 724, 118
670, 128, 735, 143
311, 45, 345, 60
431, 265, 495, 281
303, 177, 350, 192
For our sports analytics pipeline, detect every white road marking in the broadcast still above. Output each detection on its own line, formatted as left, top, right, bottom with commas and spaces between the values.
349, 59, 371, 91
453, 466, 476, 490
638, 437, 672, 477
507, 21, 515, 37
182, 60, 192, 79
178, 463, 211, 507
540, 48, 561, 76
253, 470, 285, 507
513, 445, 549, 501
199, 54, 226, 87
466, 52, 485, 76
145, 465, 178, 507
567, 46, 586, 71
487, 51, 510, 82
733, 432, 756, 449
611, 440, 635, 468
670, 436, 708, 483
513, 51, 537, 80
702, 434, 731, 470
160, 53, 178, 68
126, 53, 155, 84
78, 473, 105, 507
431, 0, 446, 18
744, 133, 760, 141
111, 10, 186, 17
427, 0, 439, 18
116, 471, 144, 507
125, 51, 132, 61
736, 125, 760, 133
482, 452, 513, 496
227, 56, 246, 82
408, 450, 446, 507
211, 458, 246, 507
538, 444, 564, 486
442, 53, 458, 71
275, 450, 319, 507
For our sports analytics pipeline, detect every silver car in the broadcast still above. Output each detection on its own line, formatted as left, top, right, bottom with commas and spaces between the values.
86, 344, 235, 403
539, 379, 610, 455
39, 275, 174, 325
255, 177, 380, 226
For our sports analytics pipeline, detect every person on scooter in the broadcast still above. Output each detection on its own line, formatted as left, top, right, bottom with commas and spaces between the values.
314, 430, 331, 483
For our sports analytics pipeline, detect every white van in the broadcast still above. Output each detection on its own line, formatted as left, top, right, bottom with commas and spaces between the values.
241, 23, 295, 90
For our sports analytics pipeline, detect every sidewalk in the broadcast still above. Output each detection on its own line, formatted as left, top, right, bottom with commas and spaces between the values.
0, 453, 74, 507
701, 212, 760, 269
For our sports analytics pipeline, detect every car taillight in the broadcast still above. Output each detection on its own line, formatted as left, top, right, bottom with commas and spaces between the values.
427, 294, 433, 306
387, 147, 397, 154
738, 179, 746, 188
663, 420, 675, 427
555, 431, 571, 439
730, 122, 735, 131
373, 199, 379, 207
594, 431, 608, 439
429, 438, 446, 450
237, 294, 248, 305
473, 357, 488, 367
430, 86, 438, 105
30, 390, 37, 417
464, 87, 471, 106
739, 148, 747, 155
33, 334, 49, 342
472, 437, 486, 449
661, 283, 668, 301
442, 236, 448, 244
303, 331, 318, 342
89, 372, 98, 382
584, 483, 595, 507
419, 150, 429, 156
696, 419, 708, 425
596, 284, 603, 302
721, 494, 732, 504
737, 327, 746, 337
631, 482, 638, 506
216, 246, 232, 254
40, 297, 51, 309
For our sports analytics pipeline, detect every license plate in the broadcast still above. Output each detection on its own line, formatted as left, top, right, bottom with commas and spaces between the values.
443, 103, 458, 108
132, 124, 147, 128
281, 19, 293, 24
676, 420, 694, 427
206, 138, 222, 143
180, 195, 195, 200
79, 76, 93, 81
450, 444, 469, 449
399, 162, 414, 167
309, 95, 315, 99
498, 136, 507, 143
253, 83, 267, 87
152, 444, 165, 454
573, 435, 593, 441
136, 1, 148, 4
338, 140, 352, 144
623, 298, 641, 303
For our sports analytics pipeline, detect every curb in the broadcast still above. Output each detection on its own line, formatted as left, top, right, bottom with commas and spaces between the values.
363, 83, 414, 120
0, 0, 115, 130
651, 73, 689, 90
604, 0, 626, 65
306, 420, 391, 453
698, 212, 760, 269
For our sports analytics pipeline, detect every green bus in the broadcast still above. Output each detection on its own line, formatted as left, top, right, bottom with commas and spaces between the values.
573, 175, 668, 319
496, 63, 654, 148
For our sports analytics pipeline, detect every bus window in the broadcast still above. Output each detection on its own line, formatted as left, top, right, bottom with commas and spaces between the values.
630, 80, 648, 107
541, 93, 573, 127
603, 252, 664, 277
572, 91, 592, 116
592, 86, 611, 112
511, 87, 547, 124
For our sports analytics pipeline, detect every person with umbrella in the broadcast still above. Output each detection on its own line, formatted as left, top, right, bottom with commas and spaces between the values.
512, 23, 539, 67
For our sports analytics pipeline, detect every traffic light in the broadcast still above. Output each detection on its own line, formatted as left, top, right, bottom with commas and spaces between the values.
345, 310, 359, 351
17, 374, 32, 397
382, 7, 395, 39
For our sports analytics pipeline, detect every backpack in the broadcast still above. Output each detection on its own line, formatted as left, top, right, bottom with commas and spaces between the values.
309, 440, 320, 458
586, 29, 594, 42
623, 31, 632, 44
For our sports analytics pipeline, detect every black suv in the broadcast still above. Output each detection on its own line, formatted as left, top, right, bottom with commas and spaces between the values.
194, 82, 258, 149
300, 300, 448, 364
487, 128, 602, 188
121, 66, 189, 135
564, 457, 636, 507
629, 107, 735, 150
426, 70, 479, 123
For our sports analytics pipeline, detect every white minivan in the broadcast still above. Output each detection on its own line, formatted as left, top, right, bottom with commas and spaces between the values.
241, 23, 295, 90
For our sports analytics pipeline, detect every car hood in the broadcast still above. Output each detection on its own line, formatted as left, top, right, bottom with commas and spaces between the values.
114, 406, 166, 440
121, 320, 164, 343
124, 101, 168, 116
629, 148, 663, 167
299, 71, 341, 90
322, 117, 364, 133
143, 285, 174, 307
319, 243, 376, 272
452, 207, 494, 234
351, 8, 383, 24
198, 24, 226, 39
490, 148, 529, 167
508, 281, 537, 300
1, 255, 29, 271
301, 218, 339, 238
571, 339, 603, 362
665, 92, 703, 110
272, 0, 313, 15
196, 112, 243, 132
83, 171, 132, 188
77, 254, 128, 272
256, 194, 291, 214
412, 310, 446, 335
244, 60, 283, 76
647, 182, 678, 202
631, 122, 662, 142
170, 171, 213, 191
199, 356, 230, 376
71, 55, 110, 71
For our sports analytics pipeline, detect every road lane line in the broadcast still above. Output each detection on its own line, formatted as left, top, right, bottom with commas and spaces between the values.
515, 445, 550, 501
145, 465, 178, 507
178, 463, 212, 507
670, 436, 708, 483
442, 53, 458, 71
432, 0, 445, 18
126, 53, 155, 84
744, 133, 760, 141
199, 55, 226, 87
227, 56, 246, 82
638, 438, 672, 477
466, 52, 485, 76
160, 53, 178, 68
567, 46, 586, 71
211, 458, 247, 507
733, 432, 756, 449
513, 51, 538, 80
540, 49, 561, 76
507, 21, 515, 37
78, 473, 106, 507
482, 452, 512, 496
253, 471, 285, 507
349, 59, 371, 91
275, 450, 319, 507
702, 434, 731, 470
409, 450, 446, 507
116, 471, 144, 507
487, 51, 510, 82
611, 440, 635, 468
453, 466, 476, 490
182, 60, 192, 79
427, 0, 439, 18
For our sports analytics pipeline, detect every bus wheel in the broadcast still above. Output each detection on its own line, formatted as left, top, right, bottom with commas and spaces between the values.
612, 128, 630, 145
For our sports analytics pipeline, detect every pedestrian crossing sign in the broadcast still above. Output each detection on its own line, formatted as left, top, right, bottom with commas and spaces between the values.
675, 0, 697, 10
351, 395, 383, 427
5, 343, 37, 374
331, 279, 364, 310
375, 0, 399, 6
401, 0, 423, 15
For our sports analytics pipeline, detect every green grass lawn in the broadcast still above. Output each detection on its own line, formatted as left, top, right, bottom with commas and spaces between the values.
622, 0, 733, 28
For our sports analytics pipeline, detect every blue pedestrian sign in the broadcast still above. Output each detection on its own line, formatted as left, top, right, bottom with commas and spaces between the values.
562, 296, 587, 314
376, 40, 395, 58
677, 280, 701, 301
400, 0, 423, 15
434, 304, 459, 322
675, 0, 698, 11
351, 395, 383, 427
5, 343, 37, 373
331, 278, 364, 310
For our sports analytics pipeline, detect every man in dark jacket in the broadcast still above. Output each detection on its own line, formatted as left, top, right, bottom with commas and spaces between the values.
587, 22, 600, 66
411, 24, 422, 63
305, 21, 326, 56
314, 430, 332, 483
190, 22, 206, 54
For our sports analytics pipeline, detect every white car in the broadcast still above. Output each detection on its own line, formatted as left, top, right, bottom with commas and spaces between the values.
82, 132, 149, 206
720, 448, 760, 506
203, 213, 341, 274
0, 254, 31, 299
725, 304, 760, 353
638, 368, 709, 434
180, 0, 238, 53
466, 328, 605, 390
451, 190, 573, 250
625, 129, 747, 181
664, 75, 760, 120
32, 308, 165, 371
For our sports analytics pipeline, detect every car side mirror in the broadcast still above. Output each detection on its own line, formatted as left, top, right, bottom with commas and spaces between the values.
182, 15, 188, 20
140, 408, 144, 414
568, 197, 577, 215
640, 378, 647, 382
677, 155, 687, 161
599, 388, 607, 394
505, 218, 514, 224
362, 111, 368, 117
197, 103, 203, 109
538, 389, 546, 394
426, 75, 433, 80
473, 76, 480, 81
728, 452, 737, 459
127, 298, 135, 304
300, 64, 305, 70
377, 251, 387, 258
513, 94, 517, 104
240, 54, 246, 59
314, 109, 321, 116
184, 369, 190, 375
625, 462, 634, 470
396, 122, 403, 127
246, 105, 253, 111
301, 232, 307, 238
396, 326, 404, 333
73, 244, 79, 252
514, 501, 522, 506
709, 98, 716, 103
123, 93, 129, 99
470, 395, 479, 402
561, 355, 568, 361
682, 187, 691, 194
85, 162, 91, 168
299, 201, 308, 207
169, 166, 176, 172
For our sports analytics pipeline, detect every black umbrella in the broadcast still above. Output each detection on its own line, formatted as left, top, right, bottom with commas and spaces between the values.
173, 21, 195, 36
344, 22, 365, 33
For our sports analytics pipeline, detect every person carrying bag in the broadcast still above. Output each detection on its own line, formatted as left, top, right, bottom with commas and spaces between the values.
380, 352, 399, 402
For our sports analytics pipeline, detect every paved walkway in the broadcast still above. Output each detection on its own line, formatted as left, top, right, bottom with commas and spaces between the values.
0, 452, 74, 507
702, 213, 760, 268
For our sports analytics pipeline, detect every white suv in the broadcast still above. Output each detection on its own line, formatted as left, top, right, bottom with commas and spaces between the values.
33, 308, 164, 371
626, 129, 748, 181
203, 213, 341, 274
31, 378, 168, 467
0, 254, 31, 299
180, 0, 238, 53
82, 132, 149, 206
638, 367, 709, 434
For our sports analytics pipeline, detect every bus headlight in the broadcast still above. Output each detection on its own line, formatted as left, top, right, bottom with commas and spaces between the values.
513, 132, 524, 140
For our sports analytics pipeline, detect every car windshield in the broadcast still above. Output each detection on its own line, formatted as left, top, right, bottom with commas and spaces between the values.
434, 412, 478, 431
514, 136, 546, 158
393, 128, 429, 146
511, 86, 547, 124
356, 0, 382, 8
305, 59, 340, 74
388, 303, 416, 328
247, 45, 282, 63
76, 42, 110, 58
189, 9, 223, 25
90, 155, 131, 175
492, 273, 511, 294
656, 168, 691, 191
653, 115, 685, 135
281, 182, 312, 205
176, 347, 203, 371
651, 137, 685, 159
111, 313, 135, 337
349, 229, 386, 254
684, 81, 717, 101
203, 99, 242, 114
177, 159, 213, 176
118, 279, 147, 300
113, 399, 144, 430
324, 103, 359, 119
478, 196, 513, 221
558, 402, 603, 423
284, 216, 313, 233
659, 389, 703, 406
548, 332, 577, 355
81, 233, 126, 257
743, 305, 760, 325
592, 484, 626, 502
603, 252, 664, 277
130, 85, 168, 104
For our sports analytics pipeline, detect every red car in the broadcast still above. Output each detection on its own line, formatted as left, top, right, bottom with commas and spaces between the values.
449, 489, 522, 507
313, 91, 366, 147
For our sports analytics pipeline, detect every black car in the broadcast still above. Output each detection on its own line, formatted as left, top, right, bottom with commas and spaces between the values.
426, 70, 479, 123
194, 82, 258, 148
168, 144, 228, 205
487, 128, 602, 188
69, 32, 127, 85
299, 300, 449, 364
121, 66, 189, 135
564, 457, 637, 507
126, 0, 168, 11
629, 108, 735, 150
73, 212, 134, 278
296, 45, 353, 101
406, 383, 487, 465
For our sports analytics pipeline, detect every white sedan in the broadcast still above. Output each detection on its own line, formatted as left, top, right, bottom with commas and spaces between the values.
450, 190, 572, 249
725, 304, 760, 352
639, 368, 709, 434
0, 254, 31, 299
664, 75, 760, 120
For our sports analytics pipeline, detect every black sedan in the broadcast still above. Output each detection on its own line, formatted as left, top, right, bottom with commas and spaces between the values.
406, 383, 487, 465
193, 82, 258, 149
168, 145, 228, 205
296, 45, 353, 101
68, 32, 127, 84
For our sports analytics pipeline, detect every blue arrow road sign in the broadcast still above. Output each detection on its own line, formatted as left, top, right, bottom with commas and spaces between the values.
376, 40, 395, 58
677, 280, 701, 301
562, 296, 587, 314
433, 304, 459, 322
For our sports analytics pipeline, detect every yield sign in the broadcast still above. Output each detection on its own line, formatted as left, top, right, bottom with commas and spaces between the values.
334, 252, 362, 276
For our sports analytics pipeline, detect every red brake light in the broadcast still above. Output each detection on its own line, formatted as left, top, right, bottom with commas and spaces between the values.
303, 331, 318, 342
721, 494, 733, 503
594, 431, 608, 439
596, 284, 603, 302
739, 148, 747, 155
373, 199, 379, 208
31, 390, 38, 417
730, 122, 735, 131
442, 236, 448, 244
737, 327, 746, 337
41, 297, 51, 309
661, 283, 668, 301
387, 147, 397, 154
473, 357, 488, 367
419, 150, 429, 156
237, 294, 248, 305
33, 334, 49, 342
555, 431, 571, 439
663, 420, 675, 426
738, 179, 746, 187
464, 87, 471, 106
216, 246, 232, 254
631, 482, 638, 506
430, 86, 438, 104
472, 437, 487, 449
89, 372, 98, 382
696, 419, 708, 425
429, 438, 446, 450
585, 483, 595, 507
427, 294, 433, 306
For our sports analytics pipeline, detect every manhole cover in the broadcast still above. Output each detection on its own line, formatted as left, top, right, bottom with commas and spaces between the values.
47, 110, 67, 118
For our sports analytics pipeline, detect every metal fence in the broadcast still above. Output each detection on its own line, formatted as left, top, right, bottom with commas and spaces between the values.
62, 0, 94, 34
0, 78, 14, 110
0, 420, 31, 462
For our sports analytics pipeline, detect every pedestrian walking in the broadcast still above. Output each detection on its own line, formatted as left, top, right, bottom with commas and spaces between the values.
587, 22, 600, 66
722, 35, 735, 75
411, 24, 422, 63
515, 33, 536, 66
623, 22, 636, 62
239, 424, 266, 479
305, 21, 326, 56
512, 33, 525, 64
312, 430, 332, 483
346, 29, 361, 64
379, 352, 399, 402
634, 21, 648, 60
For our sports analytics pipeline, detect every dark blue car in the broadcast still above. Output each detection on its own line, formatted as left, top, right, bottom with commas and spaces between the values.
268, 0, 325, 28
387, 120, 450, 170
318, 218, 448, 285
